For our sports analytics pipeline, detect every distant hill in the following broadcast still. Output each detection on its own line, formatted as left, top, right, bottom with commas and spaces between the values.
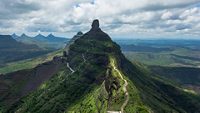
34, 34, 47, 41
150, 66, 200, 94
46, 34, 68, 42
117, 39, 200, 67
13, 34, 41, 47
120, 44, 174, 52
11, 33, 19, 39
0, 35, 52, 67
11, 33, 70, 49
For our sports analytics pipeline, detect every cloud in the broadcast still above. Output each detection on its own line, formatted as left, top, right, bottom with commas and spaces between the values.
161, 11, 174, 20
0, 0, 200, 38
0, 0, 40, 19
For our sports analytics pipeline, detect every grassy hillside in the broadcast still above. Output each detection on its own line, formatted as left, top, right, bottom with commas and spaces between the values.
0, 50, 63, 74
119, 55, 200, 113
0, 57, 65, 112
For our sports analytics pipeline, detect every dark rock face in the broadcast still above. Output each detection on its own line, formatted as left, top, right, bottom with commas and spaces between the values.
90, 19, 102, 32
91, 19, 100, 30
83, 19, 112, 41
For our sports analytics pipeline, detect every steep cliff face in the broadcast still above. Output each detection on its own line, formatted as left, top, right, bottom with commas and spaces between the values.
1, 20, 200, 113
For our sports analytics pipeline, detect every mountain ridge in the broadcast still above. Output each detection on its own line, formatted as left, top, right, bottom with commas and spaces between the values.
1, 20, 200, 113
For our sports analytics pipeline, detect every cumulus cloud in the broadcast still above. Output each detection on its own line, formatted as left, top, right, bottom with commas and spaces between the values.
0, 0, 200, 38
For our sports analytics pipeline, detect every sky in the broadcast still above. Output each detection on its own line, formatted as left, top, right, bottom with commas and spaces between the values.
0, 0, 200, 39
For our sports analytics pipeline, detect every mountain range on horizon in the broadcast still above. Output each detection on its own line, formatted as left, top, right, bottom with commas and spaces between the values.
0, 19, 200, 113
12, 33, 67, 39
0, 35, 52, 67
11, 33, 69, 49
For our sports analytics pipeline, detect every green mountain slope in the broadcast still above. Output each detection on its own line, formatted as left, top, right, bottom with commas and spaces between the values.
1, 20, 200, 113
0, 35, 52, 67
0, 49, 63, 74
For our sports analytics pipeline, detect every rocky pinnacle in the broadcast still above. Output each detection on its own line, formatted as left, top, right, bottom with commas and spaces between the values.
91, 19, 101, 31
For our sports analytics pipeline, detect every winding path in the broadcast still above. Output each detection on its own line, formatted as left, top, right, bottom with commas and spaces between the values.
66, 53, 85, 74
67, 62, 75, 73
65, 41, 76, 74
110, 59, 129, 113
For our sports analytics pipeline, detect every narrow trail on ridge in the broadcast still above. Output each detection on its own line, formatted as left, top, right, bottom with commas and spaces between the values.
108, 59, 129, 113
